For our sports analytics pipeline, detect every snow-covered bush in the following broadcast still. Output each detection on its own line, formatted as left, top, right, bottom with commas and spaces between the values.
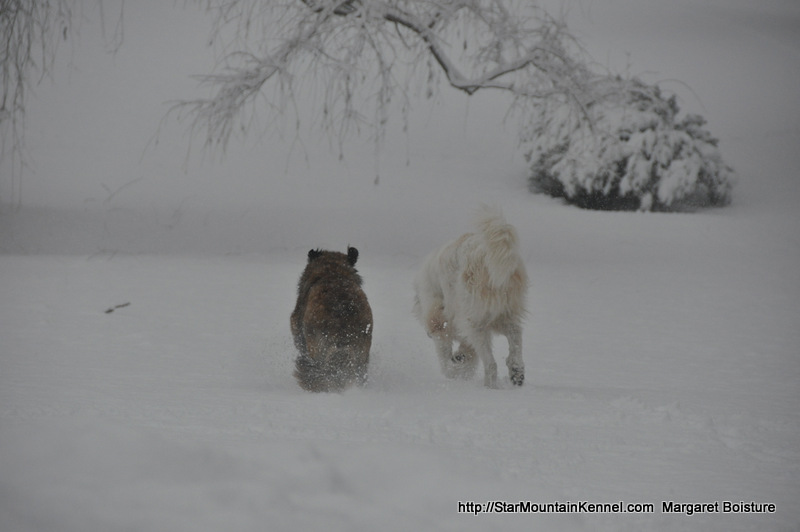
525, 77, 735, 211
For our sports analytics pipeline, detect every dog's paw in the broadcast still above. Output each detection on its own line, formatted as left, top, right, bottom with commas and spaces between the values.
509, 367, 524, 386
444, 346, 478, 380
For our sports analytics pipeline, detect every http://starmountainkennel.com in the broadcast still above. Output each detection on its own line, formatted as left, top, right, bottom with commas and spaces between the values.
291, 247, 373, 392
413, 205, 528, 388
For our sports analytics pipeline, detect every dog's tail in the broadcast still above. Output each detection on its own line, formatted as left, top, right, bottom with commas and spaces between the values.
474, 204, 523, 289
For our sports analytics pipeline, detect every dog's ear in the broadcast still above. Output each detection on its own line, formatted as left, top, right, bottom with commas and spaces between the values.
308, 249, 323, 262
347, 246, 359, 266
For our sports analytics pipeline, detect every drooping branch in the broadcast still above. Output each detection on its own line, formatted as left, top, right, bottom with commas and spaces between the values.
1, 1, 122, 204
175, 0, 594, 155
2, 0, 77, 202
379, 4, 572, 96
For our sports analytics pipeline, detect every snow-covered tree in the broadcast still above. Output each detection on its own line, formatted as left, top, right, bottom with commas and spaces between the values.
178, 0, 734, 210
524, 76, 735, 211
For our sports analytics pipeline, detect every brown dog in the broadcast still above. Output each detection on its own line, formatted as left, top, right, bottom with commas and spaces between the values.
291, 247, 373, 392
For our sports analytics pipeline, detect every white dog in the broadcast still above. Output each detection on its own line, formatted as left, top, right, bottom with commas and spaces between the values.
413, 205, 528, 388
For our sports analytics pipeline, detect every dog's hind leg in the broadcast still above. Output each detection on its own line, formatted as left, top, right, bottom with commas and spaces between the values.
422, 301, 464, 380
451, 342, 478, 379
432, 333, 458, 379
437, 339, 478, 380
502, 322, 525, 386
468, 332, 498, 388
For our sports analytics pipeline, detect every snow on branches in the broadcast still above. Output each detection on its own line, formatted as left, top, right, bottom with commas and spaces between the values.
525, 77, 735, 211
178, 0, 735, 210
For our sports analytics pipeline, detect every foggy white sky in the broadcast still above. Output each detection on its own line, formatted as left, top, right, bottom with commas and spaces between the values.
2, 0, 799, 210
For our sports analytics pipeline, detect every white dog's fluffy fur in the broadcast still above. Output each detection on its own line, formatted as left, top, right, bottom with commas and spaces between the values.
413, 205, 528, 388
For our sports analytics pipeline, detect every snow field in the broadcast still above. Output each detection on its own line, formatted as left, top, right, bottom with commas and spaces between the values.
2, 202, 798, 530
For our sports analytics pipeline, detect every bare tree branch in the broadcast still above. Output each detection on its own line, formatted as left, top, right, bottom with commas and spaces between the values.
175, 0, 596, 159
1, 1, 123, 205
1, 0, 77, 203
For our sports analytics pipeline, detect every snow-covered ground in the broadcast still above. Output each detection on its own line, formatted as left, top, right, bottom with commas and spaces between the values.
1, 0, 799, 530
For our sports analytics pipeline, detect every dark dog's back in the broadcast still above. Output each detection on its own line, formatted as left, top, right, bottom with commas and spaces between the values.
291, 247, 372, 392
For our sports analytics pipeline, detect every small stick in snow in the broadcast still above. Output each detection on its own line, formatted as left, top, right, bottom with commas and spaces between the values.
105, 302, 131, 314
